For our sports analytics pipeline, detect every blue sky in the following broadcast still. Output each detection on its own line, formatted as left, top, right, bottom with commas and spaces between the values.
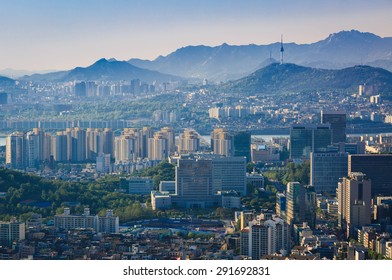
0, 0, 391, 70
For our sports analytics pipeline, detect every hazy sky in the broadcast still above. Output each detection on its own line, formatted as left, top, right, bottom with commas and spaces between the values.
0, 0, 391, 71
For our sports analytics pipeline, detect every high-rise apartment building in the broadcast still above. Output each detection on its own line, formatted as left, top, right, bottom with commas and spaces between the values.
160, 127, 175, 155
6, 132, 25, 169
321, 111, 346, 143
178, 129, 200, 153
211, 128, 233, 157
114, 134, 137, 163
148, 132, 168, 161
138, 127, 153, 159
241, 216, 290, 259
51, 132, 68, 162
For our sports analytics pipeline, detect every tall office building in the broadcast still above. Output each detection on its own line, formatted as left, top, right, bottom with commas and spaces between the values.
276, 193, 286, 219
304, 185, 317, 229
212, 157, 247, 195
148, 132, 168, 161
173, 159, 215, 208
321, 111, 346, 143
310, 152, 348, 193
286, 182, 305, 227
211, 128, 233, 157
290, 124, 332, 159
6, 132, 25, 169
233, 131, 251, 163
178, 129, 200, 153
285, 182, 316, 229
337, 172, 371, 238
348, 154, 392, 196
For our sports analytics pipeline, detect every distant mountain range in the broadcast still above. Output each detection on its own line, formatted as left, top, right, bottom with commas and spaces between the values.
128, 30, 392, 82
0, 68, 57, 78
7, 29, 392, 85
220, 63, 392, 97
20, 58, 183, 83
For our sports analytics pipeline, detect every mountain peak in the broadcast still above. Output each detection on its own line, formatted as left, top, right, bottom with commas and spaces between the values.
325, 29, 381, 43
94, 58, 109, 64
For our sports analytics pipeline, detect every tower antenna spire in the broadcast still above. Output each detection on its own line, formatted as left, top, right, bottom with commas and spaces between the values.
280, 34, 284, 65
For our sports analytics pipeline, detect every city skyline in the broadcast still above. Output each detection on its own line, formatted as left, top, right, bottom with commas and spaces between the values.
0, 0, 392, 71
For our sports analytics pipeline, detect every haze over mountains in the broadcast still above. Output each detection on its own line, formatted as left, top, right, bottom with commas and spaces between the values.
129, 30, 392, 82
20, 59, 182, 83
3, 30, 392, 93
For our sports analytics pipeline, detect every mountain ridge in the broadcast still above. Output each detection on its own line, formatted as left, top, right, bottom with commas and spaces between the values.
128, 30, 392, 82
20, 59, 183, 83
219, 63, 392, 97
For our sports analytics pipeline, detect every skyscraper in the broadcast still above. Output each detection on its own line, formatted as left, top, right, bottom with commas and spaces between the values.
290, 124, 332, 159
173, 159, 215, 208
25, 131, 40, 168
138, 127, 153, 159
6, 132, 25, 169
286, 182, 305, 227
233, 131, 251, 163
211, 128, 233, 157
310, 152, 348, 193
51, 132, 68, 162
114, 134, 136, 163
212, 157, 247, 195
337, 172, 371, 238
148, 132, 168, 161
160, 127, 175, 155
321, 111, 347, 143
348, 154, 392, 196
285, 182, 316, 229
